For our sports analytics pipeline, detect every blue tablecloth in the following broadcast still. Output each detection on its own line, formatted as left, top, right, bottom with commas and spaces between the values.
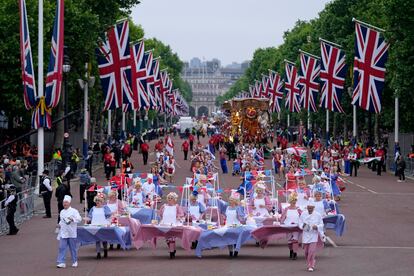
195, 225, 255, 257
323, 214, 346, 236
128, 207, 157, 224
76, 226, 132, 249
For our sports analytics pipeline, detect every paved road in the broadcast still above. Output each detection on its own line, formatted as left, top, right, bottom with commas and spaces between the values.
1, 136, 414, 276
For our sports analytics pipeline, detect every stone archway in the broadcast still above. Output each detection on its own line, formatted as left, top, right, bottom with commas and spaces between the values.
198, 106, 209, 117
189, 106, 196, 117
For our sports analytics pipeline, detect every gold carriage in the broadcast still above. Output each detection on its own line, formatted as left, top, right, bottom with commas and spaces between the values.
222, 98, 270, 144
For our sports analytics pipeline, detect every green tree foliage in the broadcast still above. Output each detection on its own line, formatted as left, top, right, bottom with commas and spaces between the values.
222, 0, 414, 133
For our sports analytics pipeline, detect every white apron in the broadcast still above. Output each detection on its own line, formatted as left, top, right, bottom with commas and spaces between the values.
189, 205, 201, 220
161, 205, 177, 225
225, 208, 240, 226
313, 200, 327, 217
253, 198, 269, 217
133, 192, 144, 206
296, 192, 308, 209
284, 208, 300, 225
91, 207, 109, 225
107, 202, 118, 213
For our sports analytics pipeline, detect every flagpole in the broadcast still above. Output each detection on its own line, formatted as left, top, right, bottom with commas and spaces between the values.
37, 0, 44, 190
326, 109, 329, 144
287, 114, 290, 128
394, 95, 399, 144
122, 111, 126, 133
353, 105, 357, 140
108, 110, 112, 137
133, 110, 137, 129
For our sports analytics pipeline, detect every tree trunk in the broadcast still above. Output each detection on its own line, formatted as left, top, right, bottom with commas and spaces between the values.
53, 91, 65, 150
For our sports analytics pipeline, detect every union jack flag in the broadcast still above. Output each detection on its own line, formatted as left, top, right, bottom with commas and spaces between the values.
152, 58, 162, 111
249, 85, 255, 98
19, 0, 36, 111
284, 61, 301, 113
351, 21, 389, 113
168, 89, 178, 116
130, 39, 148, 110
261, 75, 270, 98
268, 70, 284, 113
299, 52, 320, 112
96, 20, 134, 111
161, 71, 173, 113
45, 0, 64, 110
255, 81, 262, 99
319, 40, 347, 113
143, 51, 155, 109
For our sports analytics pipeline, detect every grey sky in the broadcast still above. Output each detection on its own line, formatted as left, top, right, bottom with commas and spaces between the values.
131, 0, 331, 66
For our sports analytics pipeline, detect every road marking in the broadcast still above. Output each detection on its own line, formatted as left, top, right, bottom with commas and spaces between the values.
366, 188, 378, 194
347, 181, 378, 194
326, 236, 338, 248
339, 246, 414, 250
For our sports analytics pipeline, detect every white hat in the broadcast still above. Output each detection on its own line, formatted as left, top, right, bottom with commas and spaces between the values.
307, 199, 315, 207
63, 195, 72, 203
90, 177, 97, 183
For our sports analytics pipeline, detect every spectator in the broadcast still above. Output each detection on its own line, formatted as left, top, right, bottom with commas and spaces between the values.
396, 155, 406, 183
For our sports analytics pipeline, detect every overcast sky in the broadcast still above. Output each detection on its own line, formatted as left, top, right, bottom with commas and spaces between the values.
131, 0, 331, 66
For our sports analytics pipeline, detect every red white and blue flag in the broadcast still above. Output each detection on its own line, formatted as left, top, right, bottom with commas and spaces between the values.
19, 0, 36, 111
299, 52, 320, 112
131, 39, 148, 110
96, 20, 135, 111
143, 50, 155, 109
268, 70, 284, 113
249, 85, 255, 98
319, 40, 347, 113
255, 81, 262, 99
284, 61, 301, 113
152, 58, 162, 111
261, 75, 270, 98
45, 0, 64, 114
351, 21, 389, 113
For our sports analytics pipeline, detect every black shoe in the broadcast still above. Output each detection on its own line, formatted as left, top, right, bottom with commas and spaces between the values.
43, 215, 51, 218
96, 253, 102, 259
103, 249, 108, 258
229, 251, 233, 258
234, 251, 239, 258
256, 242, 260, 247
169, 251, 176, 259
109, 244, 114, 250
289, 250, 293, 259
117, 244, 121, 250
191, 241, 198, 249
292, 252, 297, 260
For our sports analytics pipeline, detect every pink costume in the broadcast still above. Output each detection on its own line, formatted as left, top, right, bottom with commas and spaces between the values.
299, 210, 324, 270
159, 204, 184, 253
280, 207, 302, 255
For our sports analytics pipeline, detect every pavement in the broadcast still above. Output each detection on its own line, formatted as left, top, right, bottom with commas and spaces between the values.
1, 135, 414, 276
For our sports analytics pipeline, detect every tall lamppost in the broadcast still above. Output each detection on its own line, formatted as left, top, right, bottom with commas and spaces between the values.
62, 46, 71, 169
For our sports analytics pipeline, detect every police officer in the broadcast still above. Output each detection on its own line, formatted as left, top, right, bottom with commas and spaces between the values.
40, 170, 53, 218
5, 184, 19, 235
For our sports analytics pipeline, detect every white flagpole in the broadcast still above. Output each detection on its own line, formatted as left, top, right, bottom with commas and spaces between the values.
37, 0, 44, 191
326, 109, 329, 140
108, 110, 112, 137
353, 105, 357, 139
122, 111, 126, 132
133, 110, 137, 128
287, 114, 290, 127
394, 96, 399, 144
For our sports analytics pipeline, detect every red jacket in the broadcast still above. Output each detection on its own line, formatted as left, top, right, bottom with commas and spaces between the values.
141, 143, 149, 153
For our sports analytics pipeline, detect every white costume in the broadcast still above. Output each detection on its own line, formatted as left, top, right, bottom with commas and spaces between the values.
299, 210, 325, 243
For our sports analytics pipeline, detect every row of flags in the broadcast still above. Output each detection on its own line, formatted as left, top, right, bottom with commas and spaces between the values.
96, 20, 189, 116
237, 20, 389, 115
19, 0, 64, 129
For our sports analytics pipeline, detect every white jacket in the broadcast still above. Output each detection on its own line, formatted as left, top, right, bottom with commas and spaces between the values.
58, 207, 82, 239
299, 210, 324, 244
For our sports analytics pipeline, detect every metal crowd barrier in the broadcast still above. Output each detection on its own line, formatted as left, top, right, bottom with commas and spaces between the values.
386, 156, 414, 177
0, 187, 36, 235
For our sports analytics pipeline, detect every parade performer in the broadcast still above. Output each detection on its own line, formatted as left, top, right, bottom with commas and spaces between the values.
56, 195, 81, 268
224, 193, 246, 257
159, 192, 184, 259
280, 193, 302, 260
312, 191, 330, 217
130, 181, 145, 207
219, 146, 228, 174
248, 183, 272, 217
86, 194, 112, 259
286, 166, 297, 190
186, 194, 206, 221
299, 201, 325, 272
296, 179, 311, 210
40, 169, 52, 218
106, 190, 126, 250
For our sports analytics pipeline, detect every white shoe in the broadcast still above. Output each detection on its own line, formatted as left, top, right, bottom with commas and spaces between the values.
57, 263, 66, 268
397, 180, 402, 182
308, 268, 314, 272
72, 262, 78, 267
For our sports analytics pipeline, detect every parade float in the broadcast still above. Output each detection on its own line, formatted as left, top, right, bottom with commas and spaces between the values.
221, 98, 271, 144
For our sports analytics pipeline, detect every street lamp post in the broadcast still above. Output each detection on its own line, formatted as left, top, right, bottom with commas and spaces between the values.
62, 47, 71, 170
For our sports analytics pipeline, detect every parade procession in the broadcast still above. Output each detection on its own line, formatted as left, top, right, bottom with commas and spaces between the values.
1, 0, 414, 275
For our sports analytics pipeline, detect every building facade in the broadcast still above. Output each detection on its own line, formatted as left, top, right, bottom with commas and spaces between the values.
182, 59, 249, 117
